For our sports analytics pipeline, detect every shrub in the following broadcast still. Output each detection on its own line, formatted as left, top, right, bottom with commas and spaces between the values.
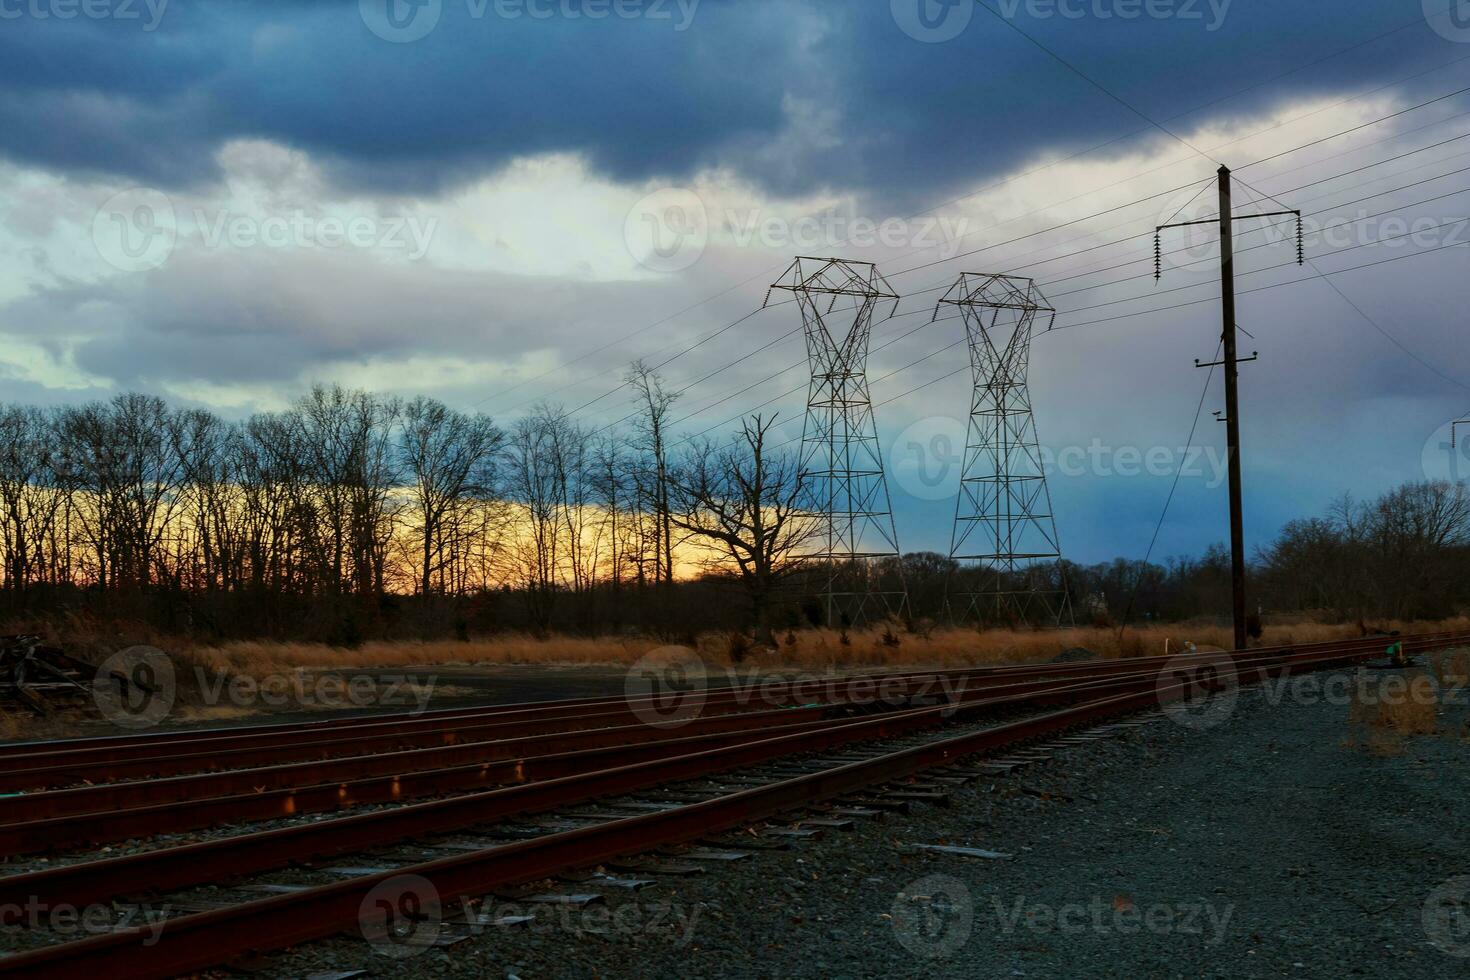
726, 630, 752, 663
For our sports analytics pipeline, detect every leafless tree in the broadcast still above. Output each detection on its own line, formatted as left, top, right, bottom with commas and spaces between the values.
398, 397, 504, 596
55, 394, 186, 590
504, 406, 567, 631
589, 433, 634, 628
0, 407, 64, 591
670, 414, 816, 646
626, 360, 679, 598
1365, 480, 1470, 618
170, 409, 242, 592
291, 386, 402, 598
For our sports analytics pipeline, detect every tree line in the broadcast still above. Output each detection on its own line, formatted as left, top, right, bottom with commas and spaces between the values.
0, 365, 818, 643
0, 370, 1464, 644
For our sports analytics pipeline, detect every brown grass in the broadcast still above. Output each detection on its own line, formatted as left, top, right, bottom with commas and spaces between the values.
173, 617, 1470, 680
1348, 669, 1441, 736
182, 635, 666, 676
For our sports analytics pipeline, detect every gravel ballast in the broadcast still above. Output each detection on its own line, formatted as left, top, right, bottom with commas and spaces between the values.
289, 662, 1470, 978
13, 660, 1470, 978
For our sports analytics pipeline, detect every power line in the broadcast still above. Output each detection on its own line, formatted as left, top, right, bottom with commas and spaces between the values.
886, 83, 1470, 280
476, 60, 1470, 422
1053, 214, 1470, 321
656, 188, 1470, 443
1051, 237, 1470, 335
969, 0, 1216, 164
1117, 338, 1224, 636
881, 156, 1470, 326
525, 81, 1470, 442
1300, 253, 1470, 394
922, 106, 1470, 296
872, 239, 1470, 436
1042, 168, 1470, 302
1038, 159, 1470, 293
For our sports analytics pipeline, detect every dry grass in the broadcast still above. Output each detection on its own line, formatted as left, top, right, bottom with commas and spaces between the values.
173, 616, 1470, 680
183, 634, 666, 676
1344, 666, 1446, 757
1348, 669, 1441, 735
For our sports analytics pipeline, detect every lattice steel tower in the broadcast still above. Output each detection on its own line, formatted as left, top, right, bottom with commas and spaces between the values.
934, 273, 1072, 627
765, 257, 909, 627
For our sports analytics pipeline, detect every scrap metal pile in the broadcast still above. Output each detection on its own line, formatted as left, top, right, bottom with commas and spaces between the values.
0, 634, 100, 714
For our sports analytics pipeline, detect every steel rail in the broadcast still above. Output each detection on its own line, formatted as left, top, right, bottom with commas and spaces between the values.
0, 637, 1403, 980
0, 657, 1157, 780
20, 637, 1361, 805
0, 695, 869, 793
0, 658, 1181, 834
0, 636, 1417, 920
4, 627, 1427, 761
0, 629, 1435, 781
0, 634, 1450, 846
0, 655, 1139, 757
0, 666, 1179, 906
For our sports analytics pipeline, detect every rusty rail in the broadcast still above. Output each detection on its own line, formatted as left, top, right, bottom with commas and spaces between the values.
0, 631, 1459, 978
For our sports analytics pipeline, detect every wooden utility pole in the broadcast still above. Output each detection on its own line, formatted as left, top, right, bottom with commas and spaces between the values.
1157, 166, 1301, 651
1216, 167, 1248, 652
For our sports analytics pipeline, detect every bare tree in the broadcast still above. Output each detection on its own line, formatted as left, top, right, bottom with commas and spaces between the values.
626, 360, 679, 601
504, 406, 568, 631
241, 412, 311, 597
398, 397, 503, 596
291, 386, 401, 599
56, 394, 186, 590
1365, 480, 1470, 618
0, 407, 65, 592
670, 414, 816, 646
170, 409, 242, 593
590, 433, 631, 628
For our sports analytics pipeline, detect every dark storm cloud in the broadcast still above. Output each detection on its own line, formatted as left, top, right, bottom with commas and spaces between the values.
0, 1, 1457, 205
2, 0, 1468, 563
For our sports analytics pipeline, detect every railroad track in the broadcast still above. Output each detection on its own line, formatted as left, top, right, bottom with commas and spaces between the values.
0, 631, 1462, 978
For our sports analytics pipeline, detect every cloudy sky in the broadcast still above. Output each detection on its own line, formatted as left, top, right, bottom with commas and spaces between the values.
2, 0, 1470, 564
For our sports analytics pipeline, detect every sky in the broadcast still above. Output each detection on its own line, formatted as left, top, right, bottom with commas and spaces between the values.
2, 0, 1470, 565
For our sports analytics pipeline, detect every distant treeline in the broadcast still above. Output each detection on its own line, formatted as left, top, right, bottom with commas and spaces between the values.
0, 380, 1465, 645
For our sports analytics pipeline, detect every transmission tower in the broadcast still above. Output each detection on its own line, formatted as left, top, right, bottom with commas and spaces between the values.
935, 273, 1072, 628
765, 257, 909, 627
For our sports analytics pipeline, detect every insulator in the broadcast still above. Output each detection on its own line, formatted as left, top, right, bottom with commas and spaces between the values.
1154, 232, 1162, 281
1295, 214, 1304, 265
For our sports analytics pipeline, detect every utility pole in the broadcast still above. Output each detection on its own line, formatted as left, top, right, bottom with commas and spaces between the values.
1157, 165, 1301, 651
1216, 168, 1248, 652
